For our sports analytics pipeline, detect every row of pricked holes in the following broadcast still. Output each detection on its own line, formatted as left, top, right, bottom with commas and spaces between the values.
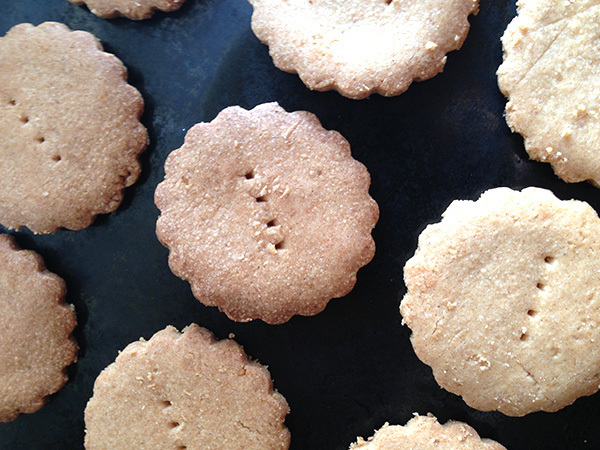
162, 400, 187, 449
520, 255, 555, 341
243, 170, 285, 251
8, 98, 60, 161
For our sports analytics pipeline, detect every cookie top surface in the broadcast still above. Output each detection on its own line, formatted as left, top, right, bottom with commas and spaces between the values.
84, 324, 290, 449
400, 187, 600, 416
248, 0, 479, 99
68, 0, 186, 20
0, 234, 78, 422
497, 0, 600, 186
0, 22, 147, 234
350, 415, 505, 449
155, 102, 378, 324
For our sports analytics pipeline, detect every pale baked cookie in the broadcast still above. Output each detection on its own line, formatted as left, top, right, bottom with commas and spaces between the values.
84, 324, 290, 449
497, 0, 600, 186
0, 234, 77, 422
248, 0, 479, 99
350, 414, 505, 449
69, 0, 186, 20
0, 22, 147, 234
155, 102, 378, 324
400, 187, 600, 416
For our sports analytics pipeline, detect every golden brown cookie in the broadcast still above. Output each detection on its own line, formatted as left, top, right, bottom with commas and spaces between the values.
0, 22, 147, 234
497, 0, 600, 186
155, 102, 378, 324
0, 234, 78, 422
84, 324, 290, 449
248, 0, 479, 99
68, 0, 186, 20
400, 187, 600, 416
350, 415, 505, 449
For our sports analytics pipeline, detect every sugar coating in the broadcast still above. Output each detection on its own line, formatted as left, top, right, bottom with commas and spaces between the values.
0, 22, 147, 234
84, 324, 290, 449
0, 234, 77, 423
68, 0, 186, 20
497, 0, 600, 186
350, 415, 505, 449
401, 187, 600, 416
155, 102, 378, 324
249, 0, 479, 99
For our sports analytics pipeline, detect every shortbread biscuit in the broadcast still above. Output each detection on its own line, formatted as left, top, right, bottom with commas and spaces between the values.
155, 102, 378, 324
400, 187, 600, 416
0, 234, 77, 422
0, 22, 147, 234
84, 324, 290, 449
69, 0, 186, 20
497, 0, 600, 186
351, 415, 505, 449
248, 0, 479, 99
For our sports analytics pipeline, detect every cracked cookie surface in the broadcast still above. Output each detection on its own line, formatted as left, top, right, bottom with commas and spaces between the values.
0, 22, 147, 234
249, 0, 479, 99
497, 0, 600, 186
155, 102, 378, 324
84, 324, 290, 449
0, 234, 77, 422
400, 187, 600, 416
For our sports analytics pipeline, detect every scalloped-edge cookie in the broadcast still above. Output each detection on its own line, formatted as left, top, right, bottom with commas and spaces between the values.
400, 187, 600, 416
248, 0, 479, 99
350, 414, 505, 449
155, 102, 378, 324
497, 0, 600, 187
0, 234, 78, 422
0, 22, 147, 234
68, 0, 186, 20
84, 324, 290, 449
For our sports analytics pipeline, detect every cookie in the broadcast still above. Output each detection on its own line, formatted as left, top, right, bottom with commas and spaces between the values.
0, 234, 78, 422
0, 22, 147, 234
497, 0, 600, 187
68, 0, 186, 20
84, 324, 290, 449
350, 415, 505, 449
400, 187, 600, 416
248, 0, 479, 99
155, 102, 378, 324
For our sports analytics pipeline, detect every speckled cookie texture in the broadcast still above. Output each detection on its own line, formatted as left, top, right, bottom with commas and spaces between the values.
68, 0, 186, 20
0, 22, 147, 234
248, 0, 479, 99
400, 187, 600, 416
350, 415, 505, 449
0, 234, 77, 422
155, 102, 378, 324
84, 324, 290, 449
497, 0, 600, 186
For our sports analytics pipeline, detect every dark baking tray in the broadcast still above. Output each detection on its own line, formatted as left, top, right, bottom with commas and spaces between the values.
1, 1, 599, 448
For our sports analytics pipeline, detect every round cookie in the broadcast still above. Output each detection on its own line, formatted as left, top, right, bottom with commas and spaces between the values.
497, 0, 600, 187
0, 234, 78, 422
0, 22, 147, 234
350, 415, 505, 449
400, 187, 600, 416
248, 0, 479, 99
155, 102, 378, 324
84, 324, 290, 449
68, 0, 186, 20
